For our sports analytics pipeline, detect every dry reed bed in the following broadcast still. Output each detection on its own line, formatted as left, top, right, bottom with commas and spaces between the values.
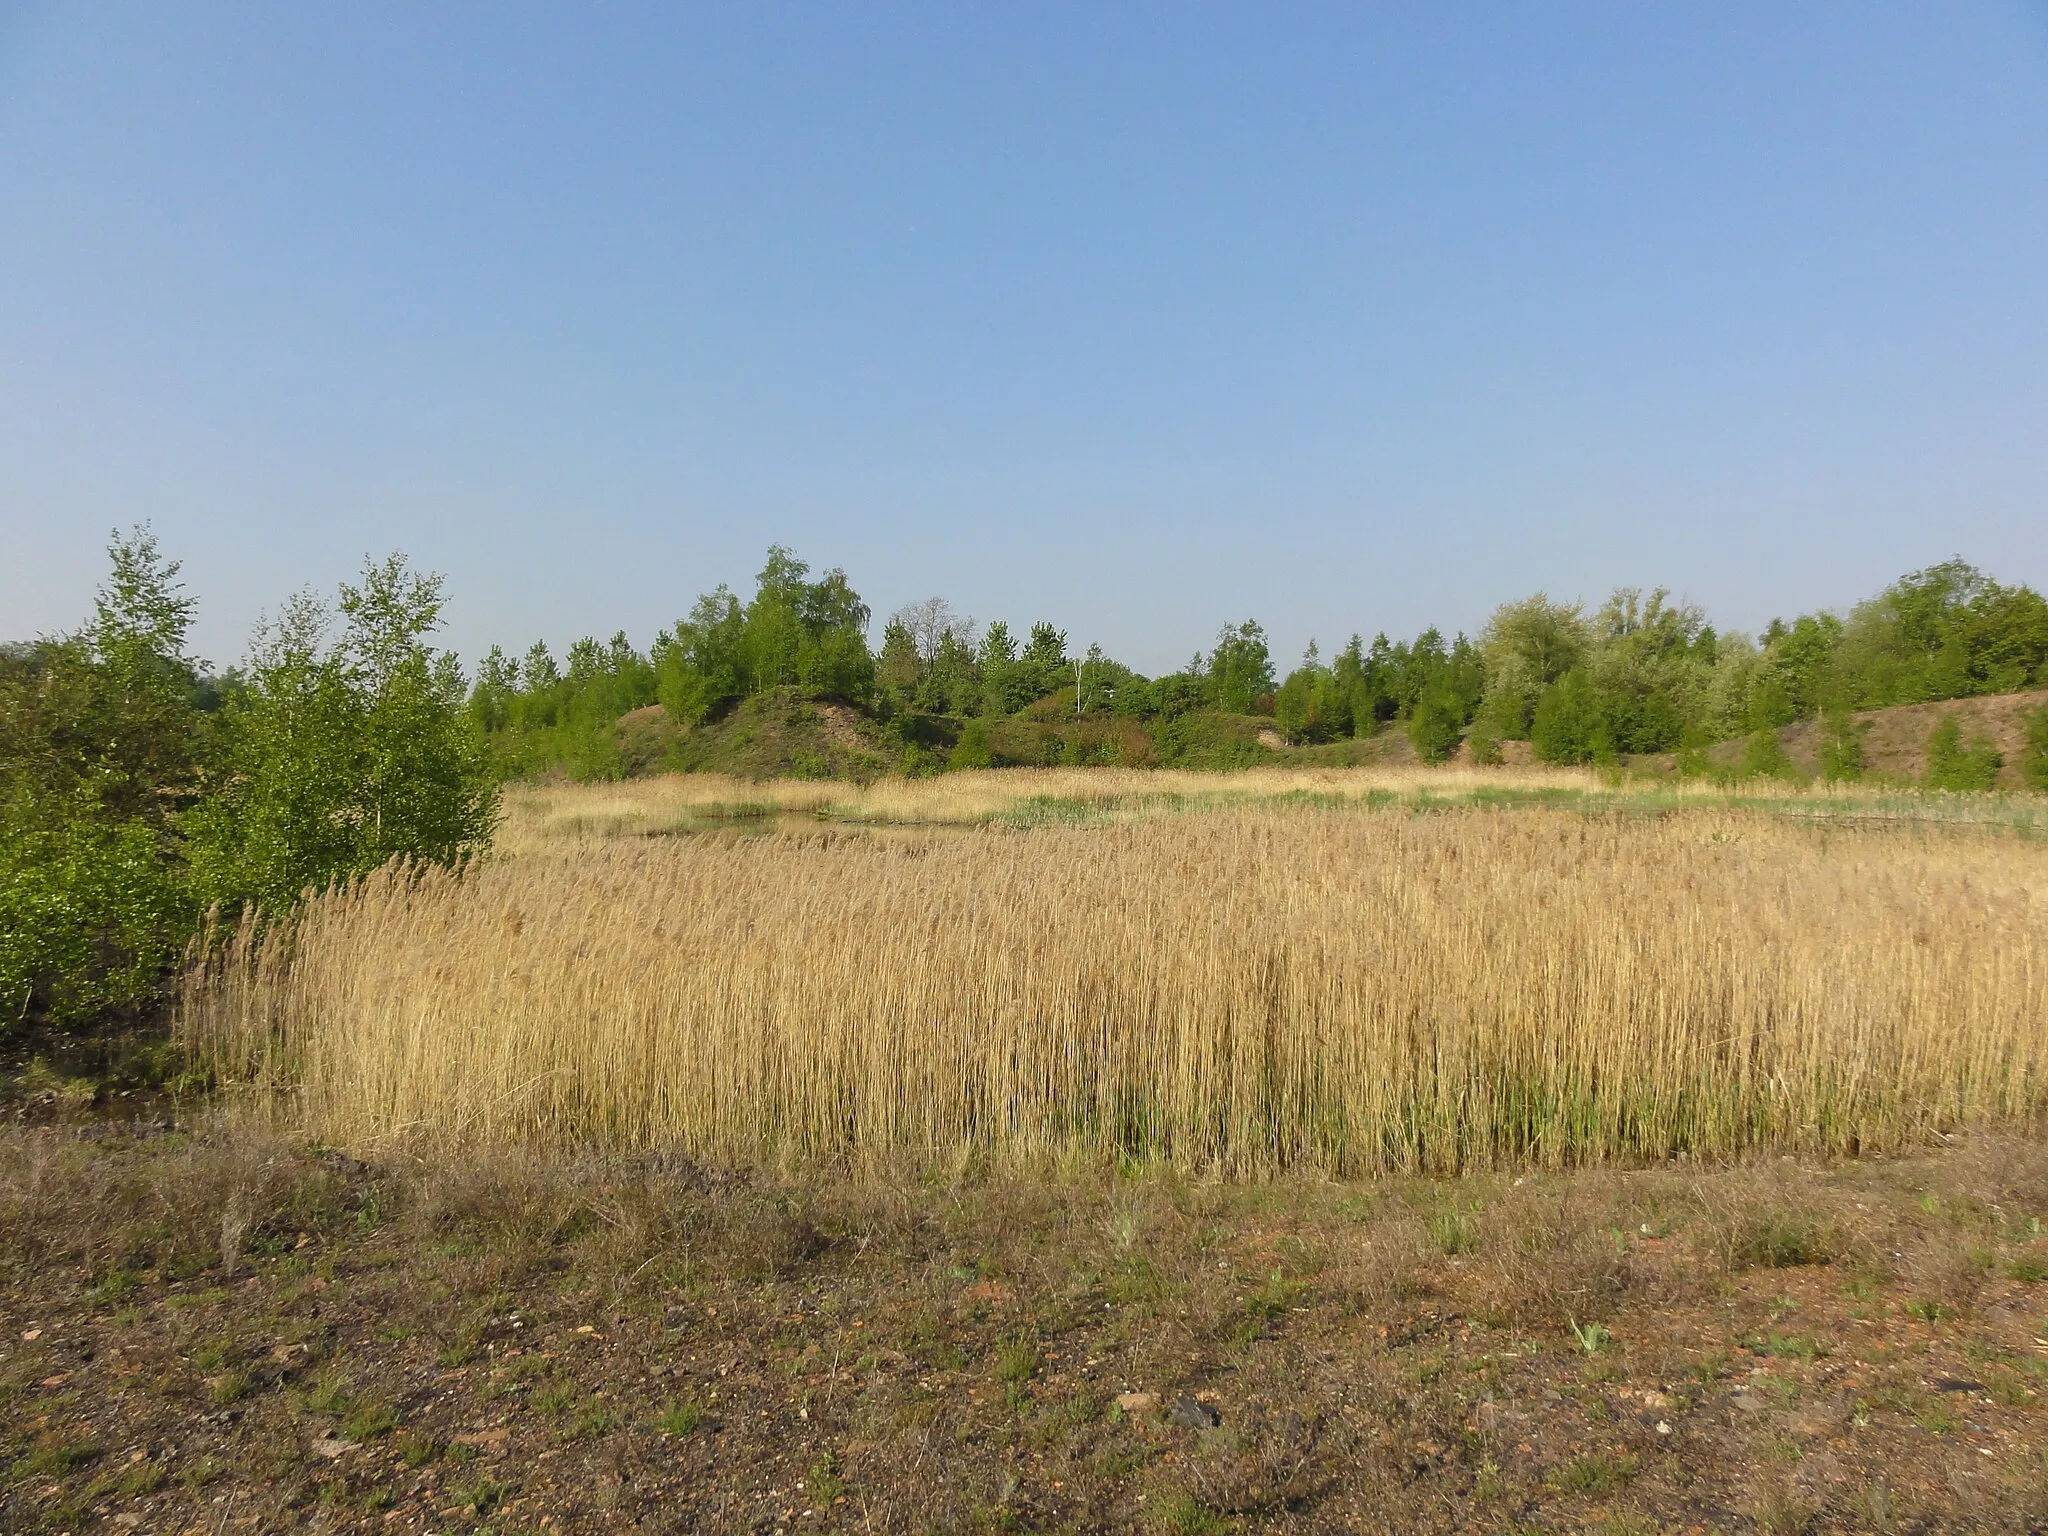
182, 806, 2048, 1174
496, 764, 2041, 853
495, 764, 1608, 849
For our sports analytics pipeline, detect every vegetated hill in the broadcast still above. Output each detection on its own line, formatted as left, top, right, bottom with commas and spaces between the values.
607, 686, 1434, 779
615, 688, 895, 781
1708, 687, 2048, 787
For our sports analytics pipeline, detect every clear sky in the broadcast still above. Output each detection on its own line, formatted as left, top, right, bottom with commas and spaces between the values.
4, 4, 2046, 675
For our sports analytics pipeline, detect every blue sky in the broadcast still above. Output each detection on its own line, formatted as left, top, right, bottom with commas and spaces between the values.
3, 4, 2046, 675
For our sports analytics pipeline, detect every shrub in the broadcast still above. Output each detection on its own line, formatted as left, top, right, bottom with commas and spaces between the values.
949, 717, 994, 771
1741, 728, 1796, 781
1924, 716, 2002, 791
1817, 707, 1866, 781
0, 791, 187, 1026
1530, 668, 1606, 765
2023, 704, 2048, 792
1406, 685, 1466, 764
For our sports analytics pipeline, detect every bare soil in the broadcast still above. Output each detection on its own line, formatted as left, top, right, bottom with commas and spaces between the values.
9, 1111, 2048, 1534
1735, 690, 2048, 788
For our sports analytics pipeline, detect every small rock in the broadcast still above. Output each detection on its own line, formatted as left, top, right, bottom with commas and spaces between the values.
1789, 1407, 1839, 1437
1656, 1420, 1672, 1435
1731, 1393, 1765, 1415
1641, 1390, 1672, 1410
1169, 1396, 1222, 1429
1933, 1378, 1985, 1394
311, 1436, 350, 1459
1115, 1392, 1158, 1415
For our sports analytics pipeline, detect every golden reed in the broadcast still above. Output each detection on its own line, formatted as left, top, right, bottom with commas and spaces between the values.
180, 802, 2048, 1174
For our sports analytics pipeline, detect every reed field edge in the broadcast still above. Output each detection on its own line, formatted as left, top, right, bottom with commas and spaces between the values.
180, 780, 2048, 1175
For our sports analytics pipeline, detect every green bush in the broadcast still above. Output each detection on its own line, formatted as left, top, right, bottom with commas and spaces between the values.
186, 557, 499, 915
0, 790, 186, 1026
1741, 728, 1796, 781
2023, 704, 2048, 791
1816, 707, 1866, 781
1406, 684, 1466, 763
1530, 668, 1608, 765
948, 717, 994, 770
0, 530, 203, 1026
1924, 715, 2002, 791
3, 534, 499, 1032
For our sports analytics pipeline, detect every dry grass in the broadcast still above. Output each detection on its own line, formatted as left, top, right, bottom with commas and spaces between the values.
496, 763, 2048, 852
181, 795, 2048, 1173
494, 764, 1611, 849
13, 1121, 2048, 1531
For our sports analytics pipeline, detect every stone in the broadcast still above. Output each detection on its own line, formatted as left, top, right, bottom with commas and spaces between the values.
1114, 1392, 1158, 1415
1169, 1396, 1222, 1429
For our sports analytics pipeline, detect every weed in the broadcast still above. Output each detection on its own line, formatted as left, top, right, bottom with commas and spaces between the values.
1147, 1491, 1235, 1533
1567, 1318, 1611, 1355
1235, 1269, 1303, 1341
341, 1396, 401, 1441
1427, 1210, 1480, 1256
1753, 1482, 1816, 1535
1749, 1332, 1830, 1361
300, 1371, 350, 1415
1724, 1213, 1834, 1272
206, 1369, 253, 1406
115, 1461, 165, 1497
995, 1335, 1042, 1385
176, 1456, 224, 1488
656, 1399, 706, 1435
530, 1379, 582, 1414
11, 1438, 102, 1479
450, 1476, 507, 1515
1554, 1450, 1638, 1492
807, 1450, 845, 1505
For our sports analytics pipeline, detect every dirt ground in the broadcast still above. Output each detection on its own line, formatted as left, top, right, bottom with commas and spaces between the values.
8, 1104, 2048, 1534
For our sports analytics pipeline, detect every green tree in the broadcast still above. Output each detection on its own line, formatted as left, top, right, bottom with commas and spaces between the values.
0, 527, 203, 1024
1832, 561, 2048, 708
1816, 706, 1866, 782
2024, 705, 2048, 792
644, 550, 875, 738
977, 621, 1028, 715
1275, 642, 1348, 744
1407, 682, 1467, 763
190, 555, 498, 913
1207, 622, 1275, 714
1016, 622, 1071, 702
1476, 594, 1587, 738
1585, 588, 1709, 753
1530, 668, 1608, 765
1923, 715, 2003, 792
654, 587, 746, 725
1740, 727, 1795, 781
949, 716, 994, 770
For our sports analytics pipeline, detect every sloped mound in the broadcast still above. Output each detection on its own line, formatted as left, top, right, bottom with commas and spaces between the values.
1711, 688, 2048, 786
616, 689, 894, 782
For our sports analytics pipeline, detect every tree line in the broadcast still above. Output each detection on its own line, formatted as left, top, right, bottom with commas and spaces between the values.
477, 547, 2048, 779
